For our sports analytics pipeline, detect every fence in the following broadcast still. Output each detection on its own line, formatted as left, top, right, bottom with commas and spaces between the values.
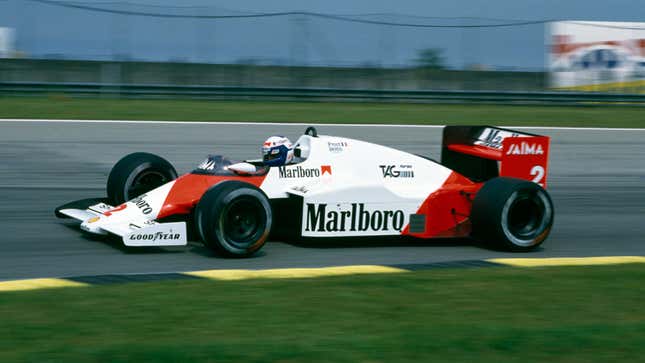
1, 2, 643, 97
0, 59, 545, 91
2, 81, 644, 105
0, 1, 548, 70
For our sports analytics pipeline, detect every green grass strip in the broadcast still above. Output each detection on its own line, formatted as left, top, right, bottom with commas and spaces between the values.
1, 264, 644, 362
1, 97, 644, 127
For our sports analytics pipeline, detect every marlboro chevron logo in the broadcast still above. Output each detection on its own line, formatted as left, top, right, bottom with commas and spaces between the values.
279, 165, 332, 178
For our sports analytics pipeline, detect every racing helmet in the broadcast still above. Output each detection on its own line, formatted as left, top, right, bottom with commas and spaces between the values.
262, 136, 294, 167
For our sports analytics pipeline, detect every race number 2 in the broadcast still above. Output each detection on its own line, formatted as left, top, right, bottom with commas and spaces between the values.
530, 165, 545, 187
500, 136, 550, 188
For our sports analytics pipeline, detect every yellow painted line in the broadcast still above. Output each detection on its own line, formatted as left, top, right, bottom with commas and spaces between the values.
488, 256, 645, 267
552, 79, 645, 93
185, 265, 407, 281
0, 278, 89, 292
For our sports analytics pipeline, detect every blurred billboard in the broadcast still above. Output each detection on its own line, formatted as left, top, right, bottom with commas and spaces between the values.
549, 21, 645, 92
0, 27, 15, 58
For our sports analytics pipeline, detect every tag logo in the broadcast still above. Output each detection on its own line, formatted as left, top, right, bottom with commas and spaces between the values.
379, 165, 414, 178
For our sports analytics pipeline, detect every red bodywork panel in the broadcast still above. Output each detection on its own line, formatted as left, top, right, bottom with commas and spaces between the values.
403, 171, 483, 239
447, 144, 501, 160
157, 174, 266, 219
447, 135, 550, 189
500, 136, 550, 188
158, 170, 484, 239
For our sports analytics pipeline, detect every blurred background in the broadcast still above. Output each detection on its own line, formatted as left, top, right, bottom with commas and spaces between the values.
0, 0, 644, 98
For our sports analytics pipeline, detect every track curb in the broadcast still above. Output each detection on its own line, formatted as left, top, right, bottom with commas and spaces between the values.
1, 256, 643, 292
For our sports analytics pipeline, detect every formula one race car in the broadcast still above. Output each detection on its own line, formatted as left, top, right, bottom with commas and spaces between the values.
55, 126, 554, 257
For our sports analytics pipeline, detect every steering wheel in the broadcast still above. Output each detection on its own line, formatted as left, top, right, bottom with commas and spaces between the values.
304, 126, 318, 137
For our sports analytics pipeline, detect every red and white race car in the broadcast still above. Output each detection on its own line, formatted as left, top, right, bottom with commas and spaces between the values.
55, 126, 554, 257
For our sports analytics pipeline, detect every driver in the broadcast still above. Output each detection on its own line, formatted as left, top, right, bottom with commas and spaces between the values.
262, 136, 294, 167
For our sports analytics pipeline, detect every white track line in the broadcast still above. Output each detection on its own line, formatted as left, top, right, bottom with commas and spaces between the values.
0, 119, 644, 131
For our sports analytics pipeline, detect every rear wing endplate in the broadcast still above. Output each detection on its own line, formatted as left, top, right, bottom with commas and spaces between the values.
441, 126, 550, 188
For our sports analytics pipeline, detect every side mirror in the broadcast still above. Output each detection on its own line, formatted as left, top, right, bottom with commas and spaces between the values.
305, 126, 318, 137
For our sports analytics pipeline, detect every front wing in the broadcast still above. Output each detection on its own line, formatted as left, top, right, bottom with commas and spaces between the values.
57, 200, 187, 247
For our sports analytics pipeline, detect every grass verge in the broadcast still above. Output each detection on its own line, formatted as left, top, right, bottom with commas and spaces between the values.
1, 97, 644, 127
1, 264, 644, 362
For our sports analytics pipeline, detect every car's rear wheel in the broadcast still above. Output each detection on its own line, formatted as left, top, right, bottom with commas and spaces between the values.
470, 177, 554, 251
107, 152, 177, 205
195, 181, 272, 257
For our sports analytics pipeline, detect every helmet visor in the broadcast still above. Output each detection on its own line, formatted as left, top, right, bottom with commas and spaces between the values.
263, 147, 283, 162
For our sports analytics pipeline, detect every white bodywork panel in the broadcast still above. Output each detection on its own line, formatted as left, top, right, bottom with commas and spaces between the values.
123, 222, 187, 247
60, 191, 187, 247
259, 135, 455, 237
261, 135, 453, 198
62, 133, 457, 242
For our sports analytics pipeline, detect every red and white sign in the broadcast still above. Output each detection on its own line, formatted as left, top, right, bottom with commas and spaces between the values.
549, 21, 645, 89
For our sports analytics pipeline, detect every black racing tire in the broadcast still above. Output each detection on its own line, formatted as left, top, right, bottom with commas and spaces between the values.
470, 177, 554, 252
107, 152, 177, 205
195, 181, 272, 257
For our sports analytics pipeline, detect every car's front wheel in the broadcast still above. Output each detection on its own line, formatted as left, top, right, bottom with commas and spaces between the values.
107, 152, 177, 205
470, 177, 554, 252
195, 181, 272, 257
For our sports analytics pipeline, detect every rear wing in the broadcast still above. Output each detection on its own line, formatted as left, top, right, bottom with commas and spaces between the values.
441, 126, 550, 188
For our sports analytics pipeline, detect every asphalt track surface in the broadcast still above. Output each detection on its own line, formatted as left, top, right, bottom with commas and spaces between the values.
0, 120, 644, 280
